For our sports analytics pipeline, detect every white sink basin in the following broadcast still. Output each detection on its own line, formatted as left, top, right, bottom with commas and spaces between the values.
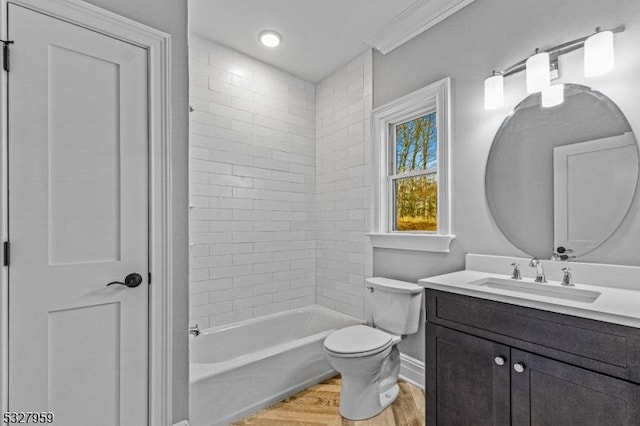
470, 277, 601, 304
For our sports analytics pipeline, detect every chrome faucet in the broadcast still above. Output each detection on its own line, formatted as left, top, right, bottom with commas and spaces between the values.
511, 263, 522, 280
529, 258, 547, 283
189, 324, 200, 337
561, 267, 574, 286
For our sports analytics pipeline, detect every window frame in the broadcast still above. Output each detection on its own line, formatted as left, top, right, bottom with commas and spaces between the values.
369, 77, 454, 252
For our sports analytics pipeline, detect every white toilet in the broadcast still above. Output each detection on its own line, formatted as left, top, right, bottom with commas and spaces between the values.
323, 277, 423, 420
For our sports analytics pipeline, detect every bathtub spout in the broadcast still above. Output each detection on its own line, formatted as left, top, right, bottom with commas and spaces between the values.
189, 324, 200, 337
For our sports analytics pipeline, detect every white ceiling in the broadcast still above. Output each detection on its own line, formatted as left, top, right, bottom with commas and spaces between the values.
188, 0, 417, 82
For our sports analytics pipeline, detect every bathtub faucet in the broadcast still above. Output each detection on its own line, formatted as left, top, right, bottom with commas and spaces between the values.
189, 324, 200, 337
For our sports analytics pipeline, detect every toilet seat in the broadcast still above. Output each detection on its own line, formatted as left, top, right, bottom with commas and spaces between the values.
324, 325, 393, 358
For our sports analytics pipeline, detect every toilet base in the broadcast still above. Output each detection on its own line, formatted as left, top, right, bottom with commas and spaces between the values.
325, 337, 403, 421
379, 383, 399, 411
338, 380, 400, 421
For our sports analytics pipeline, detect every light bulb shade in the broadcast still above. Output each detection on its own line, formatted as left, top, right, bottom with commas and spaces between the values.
542, 84, 564, 108
526, 51, 551, 93
484, 74, 504, 110
584, 30, 614, 77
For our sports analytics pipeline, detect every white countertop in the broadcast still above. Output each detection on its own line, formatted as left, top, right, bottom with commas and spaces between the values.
419, 269, 640, 328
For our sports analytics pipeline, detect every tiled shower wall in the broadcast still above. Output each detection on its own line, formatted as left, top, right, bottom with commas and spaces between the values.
188, 37, 317, 327
315, 51, 373, 319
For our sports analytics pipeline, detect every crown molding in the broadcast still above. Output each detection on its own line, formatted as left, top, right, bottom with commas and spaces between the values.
364, 0, 477, 54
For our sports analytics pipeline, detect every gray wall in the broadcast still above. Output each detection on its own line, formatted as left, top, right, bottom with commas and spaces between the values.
373, 0, 640, 361
82, 0, 189, 422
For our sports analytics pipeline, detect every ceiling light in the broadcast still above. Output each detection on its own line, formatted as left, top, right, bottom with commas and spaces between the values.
584, 28, 614, 77
259, 30, 281, 48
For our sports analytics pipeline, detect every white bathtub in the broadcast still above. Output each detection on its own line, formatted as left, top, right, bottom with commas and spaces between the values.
189, 305, 362, 426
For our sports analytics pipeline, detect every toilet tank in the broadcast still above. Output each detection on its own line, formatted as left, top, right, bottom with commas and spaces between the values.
368, 277, 423, 335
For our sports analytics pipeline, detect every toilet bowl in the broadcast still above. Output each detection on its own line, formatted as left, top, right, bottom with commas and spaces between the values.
323, 324, 402, 420
323, 277, 423, 420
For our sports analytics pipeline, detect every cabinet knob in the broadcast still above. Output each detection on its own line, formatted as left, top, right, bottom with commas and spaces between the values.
513, 362, 526, 373
494, 356, 506, 366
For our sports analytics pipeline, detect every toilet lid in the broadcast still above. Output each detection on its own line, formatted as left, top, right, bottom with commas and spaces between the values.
324, 325, 392, 356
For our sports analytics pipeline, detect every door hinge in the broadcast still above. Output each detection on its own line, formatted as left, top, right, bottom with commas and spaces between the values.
1, 40, 14, 72
3, 241, 10, 266
148, 272, 151, 285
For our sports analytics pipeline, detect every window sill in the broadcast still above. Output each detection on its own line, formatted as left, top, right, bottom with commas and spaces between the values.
367, 233, 455, 253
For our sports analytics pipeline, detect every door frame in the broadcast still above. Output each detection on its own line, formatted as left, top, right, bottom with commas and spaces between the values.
0, 0, 175, 424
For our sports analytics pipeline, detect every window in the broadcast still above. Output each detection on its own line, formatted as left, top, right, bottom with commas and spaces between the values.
369, 78, 454, 252
393, 113, 438, 231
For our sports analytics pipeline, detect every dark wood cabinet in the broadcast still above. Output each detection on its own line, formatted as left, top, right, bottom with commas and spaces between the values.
427, 324, 510, 426
511, 349, 640, 425
426, 289, 640, 426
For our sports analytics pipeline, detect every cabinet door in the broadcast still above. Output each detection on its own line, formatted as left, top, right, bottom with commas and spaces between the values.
427, 324, 510, 425
511, 349, 640, 425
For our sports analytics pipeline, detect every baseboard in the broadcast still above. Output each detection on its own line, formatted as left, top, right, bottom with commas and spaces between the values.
399, 353, 425, 389
172, 421, 189, 426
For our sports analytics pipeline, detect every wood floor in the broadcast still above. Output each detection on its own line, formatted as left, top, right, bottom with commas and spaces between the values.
232, 376, 425, 426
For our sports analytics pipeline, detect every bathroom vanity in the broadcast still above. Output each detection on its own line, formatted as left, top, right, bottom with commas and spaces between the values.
420, 255, 640, 425
423, 60, 640, 424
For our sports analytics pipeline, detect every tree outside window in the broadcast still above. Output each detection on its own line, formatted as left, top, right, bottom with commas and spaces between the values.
392, 112, 438, 231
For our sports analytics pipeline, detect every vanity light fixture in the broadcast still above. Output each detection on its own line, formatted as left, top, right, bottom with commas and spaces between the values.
484, 71, 504, 110
584, 28, 614, 77
259, 30, 281, 48
526, 49, 551, 93
484, 25, 624, 110
541, 84, 564, 108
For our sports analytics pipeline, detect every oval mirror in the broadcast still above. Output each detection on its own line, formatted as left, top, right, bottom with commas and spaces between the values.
486, 84, 639, 259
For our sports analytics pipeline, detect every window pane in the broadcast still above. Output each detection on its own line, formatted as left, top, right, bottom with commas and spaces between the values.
395, 112, 437, 174
394, 174, 438, 231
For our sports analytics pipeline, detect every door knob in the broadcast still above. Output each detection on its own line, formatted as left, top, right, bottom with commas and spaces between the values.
494, 356, 506, 366
513, 362, 526, 373
107, 273, 143, 288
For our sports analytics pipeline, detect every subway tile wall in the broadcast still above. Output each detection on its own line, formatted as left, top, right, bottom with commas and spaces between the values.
188, 37, 317, 328
315, 51, 373, 319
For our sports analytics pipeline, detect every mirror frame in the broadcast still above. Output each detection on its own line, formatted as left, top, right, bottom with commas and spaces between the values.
485, 84, 640, 259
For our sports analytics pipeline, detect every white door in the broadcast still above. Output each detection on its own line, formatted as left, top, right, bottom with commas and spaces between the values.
553, 132, 638, 254
7, 4, 149, 425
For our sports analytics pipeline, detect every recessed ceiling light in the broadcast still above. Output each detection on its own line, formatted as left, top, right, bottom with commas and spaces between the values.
259, 30, 281, 48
